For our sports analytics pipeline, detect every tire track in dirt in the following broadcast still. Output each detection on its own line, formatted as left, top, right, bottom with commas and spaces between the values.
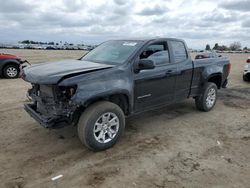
219, 87, 250, 109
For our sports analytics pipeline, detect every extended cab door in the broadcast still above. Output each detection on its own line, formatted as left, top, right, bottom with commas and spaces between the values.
133, 41, 178, 112
169, 40, 193, 100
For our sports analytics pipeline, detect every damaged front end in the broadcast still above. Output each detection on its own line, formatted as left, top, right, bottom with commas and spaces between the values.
24, 84, 79, 128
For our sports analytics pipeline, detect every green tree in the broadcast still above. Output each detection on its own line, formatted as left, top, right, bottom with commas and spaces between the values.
213, 43, 219, 50
219, 45, 229, 51
21, 40, 30, 44
205, 44, 211, 51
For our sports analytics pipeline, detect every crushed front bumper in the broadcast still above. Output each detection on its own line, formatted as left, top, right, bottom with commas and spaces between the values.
24, 103, 69, 128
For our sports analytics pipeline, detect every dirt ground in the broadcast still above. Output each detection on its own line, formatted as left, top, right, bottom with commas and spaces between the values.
0, 49, 249, 188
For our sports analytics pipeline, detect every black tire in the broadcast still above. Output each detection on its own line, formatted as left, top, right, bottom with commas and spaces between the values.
3, 64, 19, 78
195, 82, 218, 112
77, 101, 125, 151
243, 74, 250, 82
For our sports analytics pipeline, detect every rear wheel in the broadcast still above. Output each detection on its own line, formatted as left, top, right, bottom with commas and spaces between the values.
3, 64, 19, 78
77, 101, 125, 151
195, 82, 218, 112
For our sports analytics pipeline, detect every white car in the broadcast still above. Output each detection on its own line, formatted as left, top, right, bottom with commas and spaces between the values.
243, 56, 250, 81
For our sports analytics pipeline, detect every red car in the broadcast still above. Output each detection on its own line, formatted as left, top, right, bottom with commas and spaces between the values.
0, 53, 29, 78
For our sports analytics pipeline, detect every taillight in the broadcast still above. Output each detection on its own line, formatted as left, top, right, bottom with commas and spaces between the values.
247, 59, 250, 63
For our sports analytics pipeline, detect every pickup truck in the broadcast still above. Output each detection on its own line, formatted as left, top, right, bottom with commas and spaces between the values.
22, 38, 231, 151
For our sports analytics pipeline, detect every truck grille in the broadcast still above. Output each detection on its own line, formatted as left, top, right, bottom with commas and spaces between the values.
39, 85, 54, 98
29, 84, 74, 117
35, 85, 57, 115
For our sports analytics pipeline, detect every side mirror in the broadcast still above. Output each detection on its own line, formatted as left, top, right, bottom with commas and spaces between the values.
136, 59, 155, 72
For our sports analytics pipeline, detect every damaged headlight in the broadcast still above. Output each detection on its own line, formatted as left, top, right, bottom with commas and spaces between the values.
59, 85, 77, 99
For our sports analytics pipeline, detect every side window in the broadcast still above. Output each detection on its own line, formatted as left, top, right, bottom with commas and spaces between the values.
170, 41, 188, 63
139, 42, 170, 65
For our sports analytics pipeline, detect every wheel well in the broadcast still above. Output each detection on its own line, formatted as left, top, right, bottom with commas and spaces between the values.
108, 94, 129, 115
208, 75, 222, 89
2, 62, 19, 75
83, 94, 130, 115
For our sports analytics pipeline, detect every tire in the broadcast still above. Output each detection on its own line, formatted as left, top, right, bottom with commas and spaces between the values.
77, 101, 125, 151
195, 82, 218, 112
3, 64, 19, 78
243, 74, 250, 82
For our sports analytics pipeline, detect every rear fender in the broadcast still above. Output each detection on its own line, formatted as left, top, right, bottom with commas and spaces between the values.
197, 65, 224, 92
201, 64, 223, 81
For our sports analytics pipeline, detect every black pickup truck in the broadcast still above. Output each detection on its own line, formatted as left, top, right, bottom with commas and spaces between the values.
22, 38, 230, 151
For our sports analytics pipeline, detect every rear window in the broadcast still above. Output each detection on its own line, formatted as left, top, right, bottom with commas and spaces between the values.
170, 41, 188, 63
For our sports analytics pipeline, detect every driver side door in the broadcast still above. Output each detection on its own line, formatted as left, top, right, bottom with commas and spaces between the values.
133, 41, 178, 112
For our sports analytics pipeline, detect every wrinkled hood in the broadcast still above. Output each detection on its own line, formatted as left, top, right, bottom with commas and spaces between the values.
23, 59, 114, 84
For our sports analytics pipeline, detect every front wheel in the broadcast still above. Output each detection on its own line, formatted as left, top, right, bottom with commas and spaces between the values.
195, 82, 218, 112
77, 101, 125, 151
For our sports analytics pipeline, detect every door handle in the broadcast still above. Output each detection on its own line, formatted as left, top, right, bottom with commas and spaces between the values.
165, 70, 173, 75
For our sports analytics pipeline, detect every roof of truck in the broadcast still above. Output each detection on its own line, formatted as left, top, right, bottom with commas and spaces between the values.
113, 37, 185, 42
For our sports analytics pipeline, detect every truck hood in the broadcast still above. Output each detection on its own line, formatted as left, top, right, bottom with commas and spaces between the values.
23, 59, 114, 84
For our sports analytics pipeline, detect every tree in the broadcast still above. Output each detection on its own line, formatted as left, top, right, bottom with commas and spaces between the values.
229, 41, 241, 51
21, 40, 30, 44
205, 44, 211, 51
243, 46, 248, 50
213, 43, 219, 50
219, 45, 229, 51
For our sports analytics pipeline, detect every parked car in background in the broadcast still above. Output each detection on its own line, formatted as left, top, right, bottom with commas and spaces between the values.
0, 53, 29, 78
22, 38, 231, 151
243, 57, 250, 81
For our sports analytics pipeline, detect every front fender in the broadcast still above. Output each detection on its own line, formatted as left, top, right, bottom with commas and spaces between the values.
58, 66, 134, 111
71, 80, 131, 106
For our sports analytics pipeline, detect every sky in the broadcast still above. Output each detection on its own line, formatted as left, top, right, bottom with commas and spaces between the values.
0, 0, 250, 49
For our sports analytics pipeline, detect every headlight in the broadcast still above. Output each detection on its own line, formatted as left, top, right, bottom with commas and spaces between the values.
59, 85, 77, 99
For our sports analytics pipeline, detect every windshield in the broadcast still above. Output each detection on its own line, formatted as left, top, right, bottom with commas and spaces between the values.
81, 40, 142, 64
